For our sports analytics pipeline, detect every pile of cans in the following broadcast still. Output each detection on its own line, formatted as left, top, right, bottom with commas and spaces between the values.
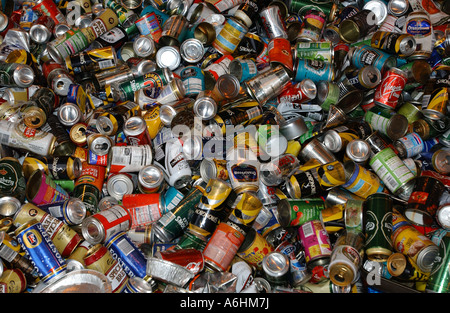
0, 0, 450, 294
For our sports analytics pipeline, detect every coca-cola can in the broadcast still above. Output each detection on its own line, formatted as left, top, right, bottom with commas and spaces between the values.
154, 248, 204, 275
278, 79, 317, 104
374, 67, 407, 110
123, 116, 152, 146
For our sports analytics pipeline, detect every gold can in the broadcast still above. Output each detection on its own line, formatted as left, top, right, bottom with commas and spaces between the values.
142, 106, 164, 139
84, 244, 129, 293
0, 269, 27, 293
0, 217, 13, 232
237, 228, 273, 270
70, 123, 88, 147
66, 240, 92, 271
314, 161, 346, 189
13, 203, 82, 258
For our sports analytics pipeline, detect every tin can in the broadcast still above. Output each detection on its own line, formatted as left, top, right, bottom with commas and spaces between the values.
0, 269, 27, 293
316, 81, 340, 111
276, 198, 324, 228
392, 209, 439, 273
394, 132, 424, 159
104, 232, 147, 278
245, 65, 291, 105
363, 193, 394, 262
135, 12, 163, 43
404, 176, 446, 227
213, 17, 248, 55
137, 165, 165, 194
268, 37, 294, 75
328, 230, 365, 286
364, 106, 409, 140
203, 222, 246, 271
343, 161, 384, 199
106, 173, 135, 201
294, 41, 333, 63
426, 233, 450, 292
15, 220, 67, 283
371, 31, 416, 58
228, 58, 258, 83
298, 219, 332, 268
81, 205, 132, 245
339, 9, 378, 43
25, 169, 69, 206
297, 10, 327, 42
262, 251, 290, 286
350, 44, 397, 74
299, 137, 336, 164
374, 68, 407, 110
159, 14, 188, 47
152, 183, 206, 243
122, 193, 166, 229
323, 129, 358, 153
260, 5, 288, 40
294, 59, 334, 83
66, 46, 117, 75
369, 147, 416, 200
37, 197, 86, 226
237, 228, 274, 270
107, 145, 153, 174
200, 158, 229, 183
84, 244, 128, 293
180, 66, 205, 97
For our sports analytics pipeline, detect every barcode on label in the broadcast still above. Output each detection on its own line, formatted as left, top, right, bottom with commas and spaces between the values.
0, 132, 9, 144
116, 237, 135, 256
98, 59, 114, 69
302, 222, 314, 238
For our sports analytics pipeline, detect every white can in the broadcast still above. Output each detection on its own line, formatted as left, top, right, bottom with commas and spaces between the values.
107, 145, 153, 173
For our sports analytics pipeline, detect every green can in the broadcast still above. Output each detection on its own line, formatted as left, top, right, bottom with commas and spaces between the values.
288, 0, 338, 22
54, 179, 75, 192
294, 41, 334, 63
275, 198, 324, 228
426, 230, 450, 293
364, 105, 409, 140
316, 80, 340, 111
152, 183, 206, 243
0, 157, 26, 203
363, 193, 394, 262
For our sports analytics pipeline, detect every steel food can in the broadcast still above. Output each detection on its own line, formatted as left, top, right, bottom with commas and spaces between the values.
213, 17, 248, 55
363, 193, 394, 262
339, 9, 378, 43
364, 105, 409, 140
81, 205, 132, 245
297, 9, 327, 42
294, 59, 334, 83
122, 193, 166, 229
237, 228, 274, 270
294, 41, 333, 63
276, 198, 324, 228
350, 44, 397, 74
228, 58, 258, 83
404, 176, 446, 227
135, 12, 163, 43
104, 232, 147, 278
342, 161, 384, 199
15, 220, 67, 284
268, 37, 294, 75
374, 67, 407, 110
394, 132, 424, 159
298, 219, 332, 268
83, 244, 128, 293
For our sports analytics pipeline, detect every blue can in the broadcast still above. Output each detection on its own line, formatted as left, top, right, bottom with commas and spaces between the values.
229, 58, 258, 82
179, 66, 205, 97
105, 232, 147, 279
164, 186, 185, 212
15, 220, 67, 283
294, 59, 334, 83
350, 44, 397, 74
37, 198, 86, 226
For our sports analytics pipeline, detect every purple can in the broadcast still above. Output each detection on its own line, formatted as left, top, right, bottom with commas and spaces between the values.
298, 220, 332, 267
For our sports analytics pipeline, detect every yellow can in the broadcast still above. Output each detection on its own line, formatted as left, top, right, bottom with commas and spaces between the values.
237, 228, 273, 270
142, 106, 164, 139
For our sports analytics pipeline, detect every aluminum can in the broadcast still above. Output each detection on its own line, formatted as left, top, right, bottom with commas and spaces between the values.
32, 0, 67, 25
73, 162, 106, 214
104, 232, 147, 278
47, 29, 92, 64
137, 165, 165, 194
107, 145, 153, 173
262, 251, 290, 286
294, 41, 333, 63
374, 67, 407, 110
298, 219, 332, 269
260, 5, 288, 39
122, 193, 166, 229
342, 161, 384, 199
297, 9, 326, 42
288, 0, 338, 22
394, 132, 424, 158
25, 169, 69, 206
350, 44, 396, 74
66, 240, 92, 271
226, 146, 260, 193
84, 244, 128, 293
426, 233, 450, 292
65, 46, 117, 75
224, 191, 263, 236
369, 147, 416, 200
403, 11, 433, 60
37, 198, 86, 226
281, 170, 323, 199
0, 63, 34, 88
106, 173, 135, 201
237, 228, 274, 270
404, 176, 446, 227
268, 37, 294, 75
260, 154, 299, 186
371, 31, 417, 58
22, 155, 82, 181
213, 17, 248, 55
0, 269, 27, 293
15, 220, 67, 283
392, 209, 439, 273
363, 193, 394, 262
123, 116, 151, 146
135, 12, 163, 43
81, 205, 132, 245
294, 59, 334, 83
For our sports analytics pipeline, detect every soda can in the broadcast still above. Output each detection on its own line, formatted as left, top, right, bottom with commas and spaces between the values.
260, 5, 288, 40
294, 59, 334, 83
268, 37, 294, 75
37, 198, 86, 226
262, 251, 290, 286
104, 232, 147, 279
275, 198, 324, 228
0, 62, 35, 88
81, 205, 132, 245
46, 29, 92, 64
29, 15, 55, 44
404, 176, 446, 227
298, 219, 332, 270
363, 193, 394, 262
137, 165, 165, 194
83, 244, 128, 293
237, 228, 274, 270
374, 68, 407, 110
392, 209, 439, 273
342, 161, 384, 199
121, 193, 166, 229
394, 132, 424, 159
339, 9, 378, 43
32, 0, 67, 25
213, 17, 248, 55
123, 116, 152, 147
15, 220, 67, 283
369, 147, 416, 200
107, 145, 153, 173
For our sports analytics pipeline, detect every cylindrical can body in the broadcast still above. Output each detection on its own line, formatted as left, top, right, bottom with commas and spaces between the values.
394, 132, 424, 158
15, 220, 67, 283
25, 169, 69, 206
237, 228, 274, 270
108, 145, 153, 173
298, 219, 332, 266
342, 161, 384, 199
363, 193, 393, 262
294, 59, 334, 83
276, 198, 323, 228
122, 193, 166, 228
0, 269, 27, 293
268, 37, 294, 75
374, 68, 407, 110
213, 17, 248, 55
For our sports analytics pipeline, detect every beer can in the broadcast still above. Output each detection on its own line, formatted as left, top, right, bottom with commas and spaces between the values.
374, 67, 407, 110
371, 31, 417, 58
213, 17, 248, 55
15, 220, 67, 283
276, 198, 324, 228
262, 251, 290, 286
225, 191, 263, 236
203, 222, 246, 271
298, 219, 332, 268
392, 209, 439, 273
426, 233, 450, 292
0, 63, 35, 88
281, 170, 323, 199
226, 146, 260, 193
122, 193, 166, 229
237, 228, 274, 270
65, 46, 118, 75
137, 165, 165, 194
404, 176, 446, 227
386, 252, 429, 282
363, 193, 394, 261
83, 244, 128, 293
37, 197, 86, 226
339, 9, 378, 43
66, 240, 92, 271
260, 5, 288, 40
294, 41, 334, 63
81, 205, 132, 245
342, 161, 384, 199
104, 232, 147, 278
200, 158, 229, 183
0, 269, 27, 293
46, 28, 91, 64
107, 145, 153, 173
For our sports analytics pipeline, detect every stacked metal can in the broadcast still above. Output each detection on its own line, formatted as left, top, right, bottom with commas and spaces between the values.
0, 0, 450, 297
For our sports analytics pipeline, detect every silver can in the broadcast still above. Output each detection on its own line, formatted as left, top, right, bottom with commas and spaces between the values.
262, 251, 290, 286
180, 38, 205, 64
57, 102, 83, 127
160, 14, 188, 47
260, 5, 288, 40
88, 133, 114, 156
133, 34, 156, 58
138, 165, 165, 194
299, 137, 336, 164
159, 98, 194, 127
0, 63, 35, 88
29, 24, 52, 44
156, 45, 181, 71
345, 139, 371, 165
193, 92, 217, 121
106, 173, 135, 201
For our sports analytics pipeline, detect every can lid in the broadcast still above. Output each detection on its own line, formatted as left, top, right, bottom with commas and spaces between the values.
138, 165, 164, 189
159, 104, 178, 126
386, 114, 408, 140
323, 130, 343, 153
65, 198, 87, 225
180, 38, 205, 63
399, 36, 417, 57
29, 24, 52, 44
417, 244, 439, 273
433, 149, 450, 174
193, 96, 217, 120
262, 251, 290, 277
300, 78, 317, 100
123, 116, 147, 137
98, 196, 119, 211
362, 0, 386, 25
346, 139, 371, 163
275, 198, 293, 228
0, 196, 21, 217
133, 35, 155, 58
279, 116, 308, 140
14, 64, 35, 88
58, 103, 82, 127
156, 46, 181, 71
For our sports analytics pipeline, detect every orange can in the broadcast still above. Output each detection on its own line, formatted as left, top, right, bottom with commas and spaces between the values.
268, 37, 294, 75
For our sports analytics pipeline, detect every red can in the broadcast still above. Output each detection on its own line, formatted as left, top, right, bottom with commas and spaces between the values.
154, 248, 204, 275
123, 116, 152, 146
374, 67, 407, 110
121, 193, 166, 228
32, 0, 67, 25
268, 37, 294, 75
0, 11, 17, 37
278, 79, 317, 104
